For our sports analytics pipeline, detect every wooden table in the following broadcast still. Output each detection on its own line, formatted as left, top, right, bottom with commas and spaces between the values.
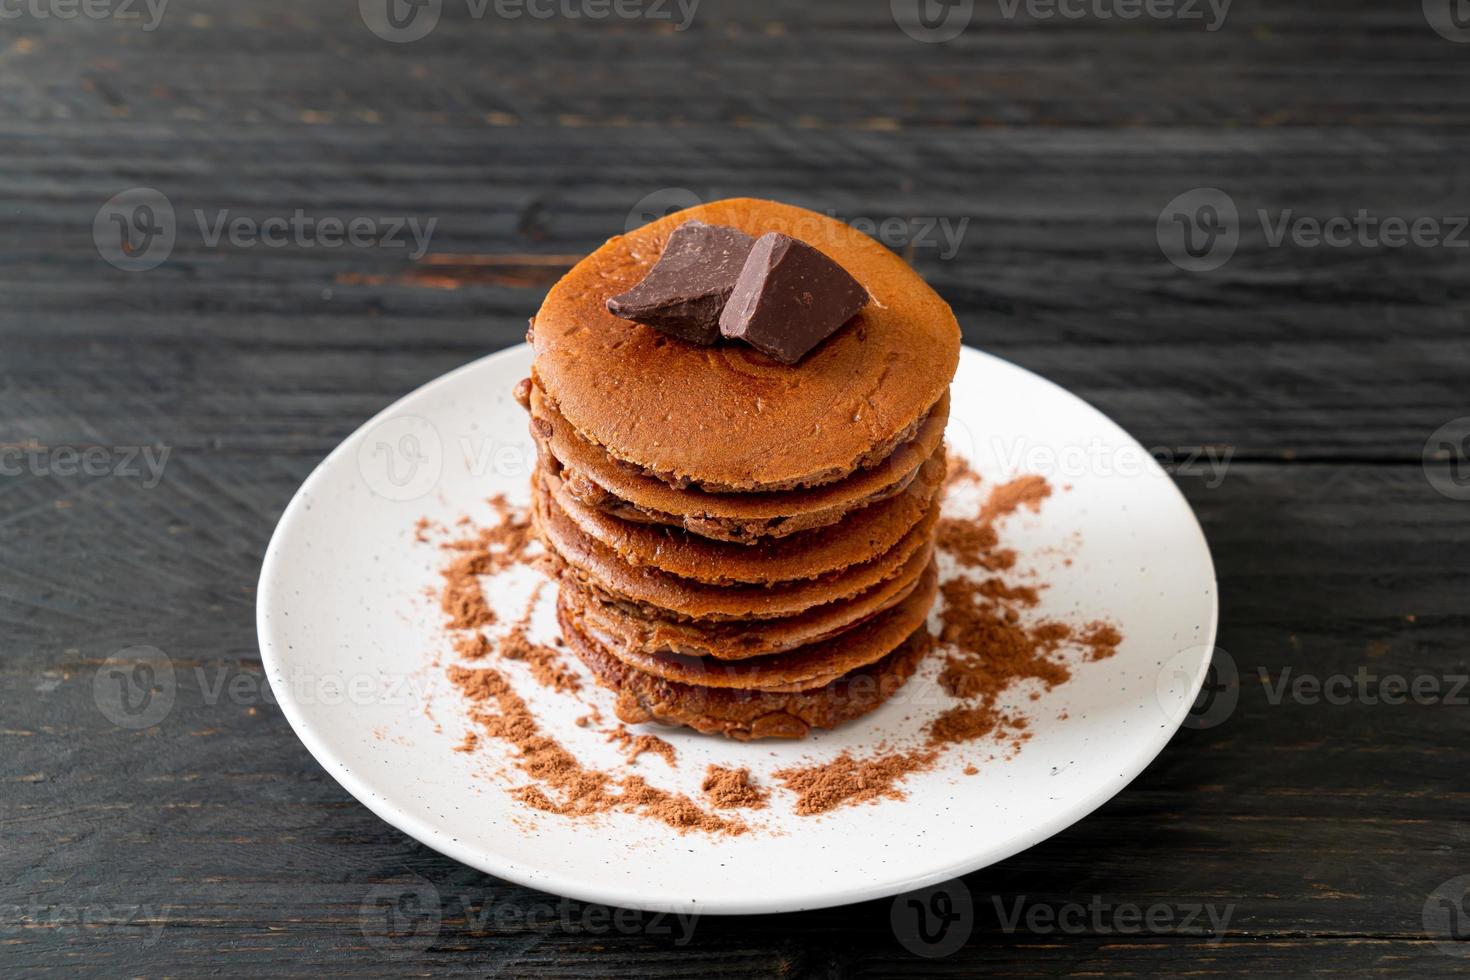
4, 1, 1468, 974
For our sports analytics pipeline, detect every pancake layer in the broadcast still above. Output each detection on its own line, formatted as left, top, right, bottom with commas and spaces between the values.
561, 604, 935, 741
539, 452, 944, 586
560, 559, 938, 688
533, 469, 940, 621
531, 381, 951, 544
563, 545, 936, 662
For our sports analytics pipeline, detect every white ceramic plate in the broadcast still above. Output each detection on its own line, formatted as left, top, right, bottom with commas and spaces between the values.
257, 344, 1218, 915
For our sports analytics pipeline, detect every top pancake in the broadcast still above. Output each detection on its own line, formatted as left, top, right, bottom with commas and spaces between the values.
531, 198, 962, 491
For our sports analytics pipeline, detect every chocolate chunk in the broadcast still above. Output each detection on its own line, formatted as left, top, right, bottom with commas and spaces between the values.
719, 233, 869, 364
606, 220, 757, 345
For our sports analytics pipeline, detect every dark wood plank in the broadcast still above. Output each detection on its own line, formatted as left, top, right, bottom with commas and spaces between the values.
3, 122, 1468, 459
3, 1, 1470, 128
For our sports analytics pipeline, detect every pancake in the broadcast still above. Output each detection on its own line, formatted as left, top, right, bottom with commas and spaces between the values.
560, 558, 938, 689
534, 470, 941, 620
564, 542, 935, 661
532, 381, 950, 544
561, 604, 935, 741
538, 451, 945, 586
530, 198, 962, 492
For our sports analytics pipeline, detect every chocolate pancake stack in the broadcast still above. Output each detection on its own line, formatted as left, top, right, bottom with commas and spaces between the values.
522, 198, 961, 740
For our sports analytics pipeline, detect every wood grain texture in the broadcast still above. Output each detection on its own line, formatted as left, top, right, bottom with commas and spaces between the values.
5, 118, 1467, 458
3, 0, 1469, 975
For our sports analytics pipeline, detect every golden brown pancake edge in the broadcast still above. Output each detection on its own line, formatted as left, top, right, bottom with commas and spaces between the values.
532, 381, 951, 544
538, 451, 945, 585
533, 471, 941, 620
560, 602, 935, 741
560, 559, 938, 688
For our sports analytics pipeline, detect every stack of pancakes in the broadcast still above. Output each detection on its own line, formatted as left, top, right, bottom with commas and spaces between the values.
523, 199, 961, 740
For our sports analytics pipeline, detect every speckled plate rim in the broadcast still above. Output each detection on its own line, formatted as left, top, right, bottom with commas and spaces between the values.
257, 343, 1219, 915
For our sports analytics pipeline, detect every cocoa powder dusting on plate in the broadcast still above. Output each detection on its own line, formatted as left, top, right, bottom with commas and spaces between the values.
453, 731, 479, 753
944, 452, 981, 491
774, 750, 938, 816
500, 625, 582, 694
1079, 622, 1123, 661
936, 473, 1047, 570
454, 633, 493, 661
768, 467, 1122, 814
978, 474, 1051, 524
437, 494, 537, 630
936, 518, 1010, 571
608, 725, 678, 767
449, 664, 745, 835
927, 474, 1120, 753
701, 766, 770, 810
429, 498, 744, 835
419, 454, 1120, 831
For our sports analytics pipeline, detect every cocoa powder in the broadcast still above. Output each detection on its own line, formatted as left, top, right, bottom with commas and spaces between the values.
774, 750, 938, 816
433, 498, 743, 835
944, 453, 981, 491
770, 468, 1122, 810
438, 494, 537, 631
936, 517, 1009, 571
608, 725, 678, 767
1080, 622, 1123, 661
978, 474, 1051, 524
449, 664, 745, 835
453, 731, 479, 753
925, 475, 1120, 753
500, 625, 582, 694
701, 766, 769, 810
454, 633, 493, 661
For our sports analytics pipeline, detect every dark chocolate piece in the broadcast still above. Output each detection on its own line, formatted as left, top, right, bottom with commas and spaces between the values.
718, 232, 869, 364
606, 220, 757, 345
